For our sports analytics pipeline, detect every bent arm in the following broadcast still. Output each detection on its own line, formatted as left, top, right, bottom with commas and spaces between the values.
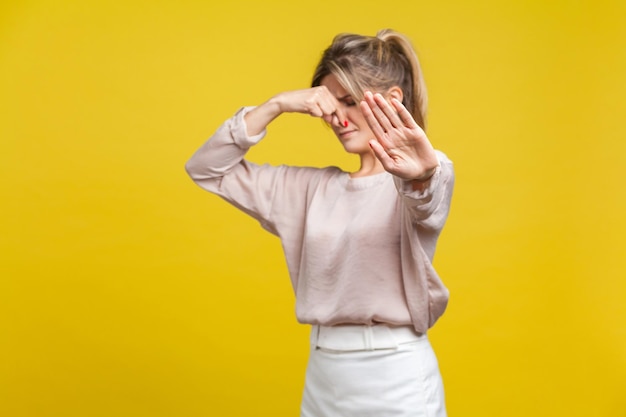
185, 106, 286, 233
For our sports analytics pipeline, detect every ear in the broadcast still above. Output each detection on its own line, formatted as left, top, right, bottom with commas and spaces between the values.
386, 86, 404, 103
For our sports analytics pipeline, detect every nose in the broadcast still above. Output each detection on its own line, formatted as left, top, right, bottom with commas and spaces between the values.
329, 113, 347, 128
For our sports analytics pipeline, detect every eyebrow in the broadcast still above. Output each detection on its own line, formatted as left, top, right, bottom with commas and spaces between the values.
338, 94, 353, 101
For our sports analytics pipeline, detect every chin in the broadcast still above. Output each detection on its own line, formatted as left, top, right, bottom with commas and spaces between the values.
340, 140, 369, 155
342, 145, 367, 155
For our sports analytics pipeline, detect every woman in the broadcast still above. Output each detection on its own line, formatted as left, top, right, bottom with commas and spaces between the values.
186, 29, 454, 417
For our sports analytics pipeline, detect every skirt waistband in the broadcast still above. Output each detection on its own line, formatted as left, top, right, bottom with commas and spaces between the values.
310, 324, 425, 351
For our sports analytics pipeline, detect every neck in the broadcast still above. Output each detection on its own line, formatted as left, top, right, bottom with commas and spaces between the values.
350, 152, 385, 178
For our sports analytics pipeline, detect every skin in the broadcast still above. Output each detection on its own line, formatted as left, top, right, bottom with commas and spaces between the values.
244, 73, 439, 186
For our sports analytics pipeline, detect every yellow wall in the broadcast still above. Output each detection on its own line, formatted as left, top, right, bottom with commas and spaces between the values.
1, 0, 624, 416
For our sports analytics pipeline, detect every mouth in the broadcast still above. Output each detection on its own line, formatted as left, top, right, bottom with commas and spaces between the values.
338, 130, 357, 139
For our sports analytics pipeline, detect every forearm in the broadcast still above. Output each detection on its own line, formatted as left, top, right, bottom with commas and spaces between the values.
244, 96, 283, 136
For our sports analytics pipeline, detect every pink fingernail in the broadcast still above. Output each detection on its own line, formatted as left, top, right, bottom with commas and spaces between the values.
343, 120, 348, 127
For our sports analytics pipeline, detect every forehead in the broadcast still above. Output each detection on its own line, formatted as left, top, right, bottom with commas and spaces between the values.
320, 74, 350, 98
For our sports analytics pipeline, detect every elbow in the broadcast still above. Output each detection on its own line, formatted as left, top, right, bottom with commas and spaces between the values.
184, 158, 199, 180
184, 155, 210, 182
184, 154, 225, 187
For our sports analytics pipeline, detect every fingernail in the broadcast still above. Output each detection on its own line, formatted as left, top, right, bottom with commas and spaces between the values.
343, 120, 348, 127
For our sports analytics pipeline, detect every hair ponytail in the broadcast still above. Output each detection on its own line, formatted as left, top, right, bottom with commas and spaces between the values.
376, 29, 428, 130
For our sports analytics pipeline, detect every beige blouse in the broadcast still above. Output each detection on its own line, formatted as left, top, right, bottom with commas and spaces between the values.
185, 107, 455, 333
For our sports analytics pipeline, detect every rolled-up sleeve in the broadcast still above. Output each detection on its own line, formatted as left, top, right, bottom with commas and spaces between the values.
393, 151, 455, 231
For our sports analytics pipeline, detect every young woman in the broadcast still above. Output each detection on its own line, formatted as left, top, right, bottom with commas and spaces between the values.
186, 29, 454, 417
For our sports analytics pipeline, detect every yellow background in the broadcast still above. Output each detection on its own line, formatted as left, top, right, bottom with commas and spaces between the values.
1, 0, 625, 416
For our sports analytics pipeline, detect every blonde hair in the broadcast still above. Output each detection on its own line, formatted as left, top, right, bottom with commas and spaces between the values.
311, 29, 428, 130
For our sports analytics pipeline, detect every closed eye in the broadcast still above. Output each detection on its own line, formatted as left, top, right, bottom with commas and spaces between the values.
343, 100, 356, 107
338, 95, 356, 107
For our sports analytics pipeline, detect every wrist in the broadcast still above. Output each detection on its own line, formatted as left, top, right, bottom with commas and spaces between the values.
266, 95, 285, 116
413, 166, 438, 182
266, 93, 297, 117
409, 166, 438, 192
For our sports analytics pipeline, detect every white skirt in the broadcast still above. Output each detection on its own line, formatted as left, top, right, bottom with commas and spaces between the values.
300, 324, 447, 417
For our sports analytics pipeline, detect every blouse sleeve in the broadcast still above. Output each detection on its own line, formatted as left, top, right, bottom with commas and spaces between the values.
395, 151, 455, 332
185, 106, 264, 178
392, 150, 455, 232
184, 107, 325, 236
